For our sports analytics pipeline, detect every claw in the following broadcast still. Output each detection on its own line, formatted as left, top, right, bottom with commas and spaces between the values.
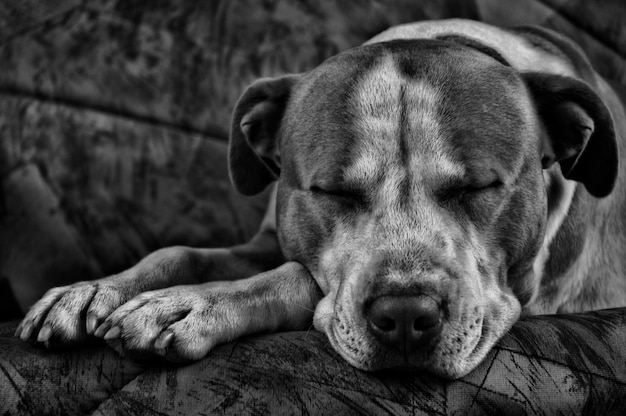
154, 330, 174, 350
93, 321, 112, 338
20, 322, 33, 341
37, 325, 52, 342
103, 326, 121, 340
86, 314, 99, 334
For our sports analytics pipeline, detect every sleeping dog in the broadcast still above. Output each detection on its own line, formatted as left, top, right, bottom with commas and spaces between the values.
16, 19, 626, 378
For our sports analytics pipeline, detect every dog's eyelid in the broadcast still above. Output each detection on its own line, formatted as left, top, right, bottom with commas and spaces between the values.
444, 178, 501, 191
310, 185, 331, 194
438, 179, 503, 202
462, 179, 504, 192
309, 185, 364, 203
310, 182, 348, 193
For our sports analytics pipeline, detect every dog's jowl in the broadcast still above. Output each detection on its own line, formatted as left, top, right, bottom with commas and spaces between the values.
16, 19, 626, 378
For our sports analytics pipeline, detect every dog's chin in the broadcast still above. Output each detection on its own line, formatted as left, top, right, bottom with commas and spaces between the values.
323, 321, 504, 379
317, 307, 517, 379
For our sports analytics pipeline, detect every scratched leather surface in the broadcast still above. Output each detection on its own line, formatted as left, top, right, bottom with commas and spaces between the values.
1, 308, 625, 415
1, 0, 626, 414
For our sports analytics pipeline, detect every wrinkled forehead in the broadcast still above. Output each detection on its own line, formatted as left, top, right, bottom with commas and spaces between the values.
284, 40, 535, 186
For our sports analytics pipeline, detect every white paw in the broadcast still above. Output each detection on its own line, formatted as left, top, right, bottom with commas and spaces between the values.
15, 278, 134, 347
93, 284, 243, 362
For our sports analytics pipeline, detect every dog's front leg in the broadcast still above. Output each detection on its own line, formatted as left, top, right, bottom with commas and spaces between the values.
92, 261, 322, 361
16, 188, 284, 347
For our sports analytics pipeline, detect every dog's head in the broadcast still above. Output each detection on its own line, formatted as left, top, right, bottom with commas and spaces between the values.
228, 39, 617, 378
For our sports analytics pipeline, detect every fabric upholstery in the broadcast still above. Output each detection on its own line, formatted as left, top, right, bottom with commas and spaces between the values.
1, 308, 625, 414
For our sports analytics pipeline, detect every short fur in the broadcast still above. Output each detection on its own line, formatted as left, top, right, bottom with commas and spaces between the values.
17, 19, 626, 378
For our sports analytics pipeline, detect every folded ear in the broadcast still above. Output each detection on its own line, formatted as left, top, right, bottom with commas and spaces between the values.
229, 75, 299, 195
523, 72, 618, 198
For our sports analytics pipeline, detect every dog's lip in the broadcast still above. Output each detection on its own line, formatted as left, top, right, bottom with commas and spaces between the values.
463, 320, 488, 369
471, 321, 488, 354
462, 301, 522, 374
324, 304, 493, 377
327, 316, 440, 373
326, 322, 372, 370
455, 313, 506, 377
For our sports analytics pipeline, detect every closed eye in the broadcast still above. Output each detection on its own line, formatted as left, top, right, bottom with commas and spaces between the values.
309, 185, 364, 205
459, 180, 503, 195
441, 180, 504, 201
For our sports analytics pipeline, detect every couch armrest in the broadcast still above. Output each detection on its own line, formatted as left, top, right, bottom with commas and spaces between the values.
2, 308, 625, 415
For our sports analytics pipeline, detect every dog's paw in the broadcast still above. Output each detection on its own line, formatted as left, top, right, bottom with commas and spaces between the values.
92, 285, 240, 362
15, 279, 134, 347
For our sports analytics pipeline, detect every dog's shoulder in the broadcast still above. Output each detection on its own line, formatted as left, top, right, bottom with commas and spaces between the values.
367, 19, 582, 79
508, 25, 598, 86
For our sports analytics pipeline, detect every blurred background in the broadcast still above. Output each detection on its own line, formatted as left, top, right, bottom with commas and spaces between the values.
1, 0, 625, 322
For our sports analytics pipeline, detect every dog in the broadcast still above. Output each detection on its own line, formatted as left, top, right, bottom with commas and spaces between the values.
14, 19, 626, 379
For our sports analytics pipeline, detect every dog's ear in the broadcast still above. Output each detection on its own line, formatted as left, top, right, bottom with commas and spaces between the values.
523, 72, 618, 198
229, 75, 299, 195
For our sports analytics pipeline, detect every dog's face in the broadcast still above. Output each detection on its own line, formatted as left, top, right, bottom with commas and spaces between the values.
279, 42, 547, 377
229, 39, 616, 377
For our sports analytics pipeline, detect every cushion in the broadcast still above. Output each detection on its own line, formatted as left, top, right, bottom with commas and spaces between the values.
1, 308, 625, 414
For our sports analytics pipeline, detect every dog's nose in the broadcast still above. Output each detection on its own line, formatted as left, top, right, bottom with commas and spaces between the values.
367, 295, 442, 351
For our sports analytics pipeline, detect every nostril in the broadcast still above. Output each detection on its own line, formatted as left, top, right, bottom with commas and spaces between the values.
372, 316, 396, 332
413, 314, 439, 331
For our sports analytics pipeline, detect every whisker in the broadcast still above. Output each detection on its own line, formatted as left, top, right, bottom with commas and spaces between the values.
294, 303, 316, 313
